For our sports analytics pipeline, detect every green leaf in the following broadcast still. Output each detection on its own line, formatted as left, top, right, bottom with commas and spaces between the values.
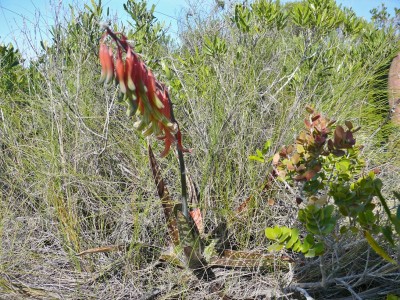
335, 159, 350, 172
364, 231, 396, 264
304, 248, 316, 257
249, 155, 265, 163
365, 210, 376, 223
320, 222, 335, 235
340, 226, 348, 234
301, 234, 314, 253
397, 204, 400, 221
176, 209, 195, 247
306, 222, 320, 235
298, 209, 306, 223
313, 242, 325, 255
292, 240, 302, 252
263, 140, 272, 154
320, 205, 335, 224
267, 243, 284, 252
381, 226, 395, 246
286, 228, 299, 248
374, 178, 383, 190
278, 227, 291, 243
265, 226, 280, 240
161, 60, 172, 80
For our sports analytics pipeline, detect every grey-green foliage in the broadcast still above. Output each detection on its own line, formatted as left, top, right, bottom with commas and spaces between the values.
370, 2, 400, 32
123, 0, 170, 58
0, 44, 28, 95
44, 0, 104, 62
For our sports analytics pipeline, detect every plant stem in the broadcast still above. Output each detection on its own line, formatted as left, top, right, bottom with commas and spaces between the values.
320, 255, 327, 288
177, 147, 189, 219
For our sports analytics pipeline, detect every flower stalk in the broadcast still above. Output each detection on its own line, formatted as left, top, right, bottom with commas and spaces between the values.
99, 26, 190, 218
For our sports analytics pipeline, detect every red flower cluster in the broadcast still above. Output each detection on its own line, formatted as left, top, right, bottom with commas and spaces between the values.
99, 28, 189, 157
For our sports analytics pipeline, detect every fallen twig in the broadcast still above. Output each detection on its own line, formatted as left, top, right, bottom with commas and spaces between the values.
335, 278, 362, 300
284, 285, 314, 300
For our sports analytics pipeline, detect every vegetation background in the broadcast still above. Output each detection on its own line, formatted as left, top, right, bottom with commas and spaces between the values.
0, 0, 399, 298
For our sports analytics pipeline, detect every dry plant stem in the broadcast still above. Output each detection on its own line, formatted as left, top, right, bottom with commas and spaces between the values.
354, 248, 370, 286
335, 279, 362, 300
320, 256, 327, 288
292, 267, 400, 290
284, 286, 314, 300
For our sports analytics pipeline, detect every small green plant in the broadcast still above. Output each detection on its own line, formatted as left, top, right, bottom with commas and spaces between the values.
260, 106, 400, 262
265, 226, 324, 257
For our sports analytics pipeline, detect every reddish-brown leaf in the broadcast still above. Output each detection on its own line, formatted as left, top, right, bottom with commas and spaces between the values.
334, 125, 345, 142
189, 208, 204, 235
305, 105, 314, 114
312, 114, 321, 122
304, 169, 317, 181
345, 120, 353, 130
272, 153, 280, 165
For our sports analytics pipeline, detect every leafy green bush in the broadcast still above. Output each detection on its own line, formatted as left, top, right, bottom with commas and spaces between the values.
262, 107, 400, 263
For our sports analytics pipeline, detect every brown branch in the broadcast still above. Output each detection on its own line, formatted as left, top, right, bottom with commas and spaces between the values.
76, 244, 125, 256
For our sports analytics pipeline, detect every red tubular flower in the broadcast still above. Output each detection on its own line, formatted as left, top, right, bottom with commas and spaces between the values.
134, 60, 148, 115
160, 129, 174, 158
160, 87, 172, 119
99, 44, 108, 82
125, 48, 135, 92
116, 49, 127, 94
105, 47, 115, 84
131, 54, 140, 90
99, 44, 114, 84
146, 69, 164, 110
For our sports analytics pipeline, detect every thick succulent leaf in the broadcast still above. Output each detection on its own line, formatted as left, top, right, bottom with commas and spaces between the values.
364, 231, 396, 264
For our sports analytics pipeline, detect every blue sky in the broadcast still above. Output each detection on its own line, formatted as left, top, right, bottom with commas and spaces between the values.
0, 0, 188, 47
0, 0, 399, 57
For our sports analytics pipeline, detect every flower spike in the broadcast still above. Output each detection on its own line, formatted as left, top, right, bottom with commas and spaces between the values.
99, 27, 190, 157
